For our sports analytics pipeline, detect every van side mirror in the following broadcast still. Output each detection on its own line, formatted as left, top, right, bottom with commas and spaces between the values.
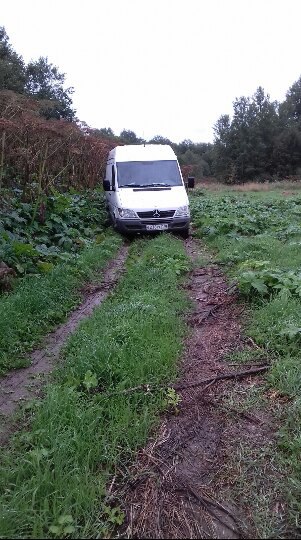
103, 180, 111, 191
187, 176, 195, 189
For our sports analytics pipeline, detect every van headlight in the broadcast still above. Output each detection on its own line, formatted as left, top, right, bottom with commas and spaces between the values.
174, 205, 190, 217
117, 208, 138, 219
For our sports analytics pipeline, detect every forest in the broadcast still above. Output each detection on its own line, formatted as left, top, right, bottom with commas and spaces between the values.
1, 25, 301, 196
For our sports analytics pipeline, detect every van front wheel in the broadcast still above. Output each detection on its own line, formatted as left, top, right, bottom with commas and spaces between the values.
110, 212, 118, 231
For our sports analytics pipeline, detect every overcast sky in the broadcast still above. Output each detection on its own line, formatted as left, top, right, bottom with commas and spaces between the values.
1, 0, 301, 143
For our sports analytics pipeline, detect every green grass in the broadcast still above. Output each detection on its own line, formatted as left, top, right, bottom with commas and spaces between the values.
0, 234, 189, 539
224, 440, 287, 538
0, 232, 122, 374
190, 189, 301, 536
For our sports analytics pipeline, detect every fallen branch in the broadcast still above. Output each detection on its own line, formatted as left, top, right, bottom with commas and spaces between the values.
174, 365, 269, 392
246, 336, 263, 350
226, 283, 238, 293
228, 361, 267, 366
200, 396, 263, 424
106, 383, 152, 398
105, 366, 269, 398
177, 484, 243, 537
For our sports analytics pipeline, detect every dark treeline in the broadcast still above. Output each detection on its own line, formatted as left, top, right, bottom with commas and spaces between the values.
1, 25, 301, 194
99, 77, 301, 184
94, 80, 301, 184
213, 84, 301, 183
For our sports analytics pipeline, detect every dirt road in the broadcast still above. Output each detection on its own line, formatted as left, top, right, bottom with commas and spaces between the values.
0, 245, 128, 444
115, 238, 274, 539
0, 237, 276, 538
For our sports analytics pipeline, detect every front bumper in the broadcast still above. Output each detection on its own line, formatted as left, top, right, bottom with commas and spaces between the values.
115, 217, 190, 234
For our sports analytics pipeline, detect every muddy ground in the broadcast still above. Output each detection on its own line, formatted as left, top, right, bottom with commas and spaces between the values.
0, 245, 128, 444
0, 237, 279, 538
114, 238, 276, 539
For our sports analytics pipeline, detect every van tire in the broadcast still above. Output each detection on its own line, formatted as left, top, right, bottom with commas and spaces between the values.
110, 212, 118, 231
179, 228, 189, 239
104, 209, 112, 228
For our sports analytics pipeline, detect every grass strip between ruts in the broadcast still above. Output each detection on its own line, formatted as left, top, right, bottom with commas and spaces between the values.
0, 234, 189, 539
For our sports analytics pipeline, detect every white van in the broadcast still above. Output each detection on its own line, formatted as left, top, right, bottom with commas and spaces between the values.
103, 144, 191, 237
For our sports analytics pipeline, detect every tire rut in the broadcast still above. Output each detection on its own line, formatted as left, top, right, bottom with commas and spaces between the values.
116, 238, 272, 539
0, 245, 128, 443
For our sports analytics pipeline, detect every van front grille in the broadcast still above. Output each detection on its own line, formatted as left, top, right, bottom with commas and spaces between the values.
137, 210, 175, 219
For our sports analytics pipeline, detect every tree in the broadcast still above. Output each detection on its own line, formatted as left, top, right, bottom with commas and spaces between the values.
249, 87, 280, 177
283, 75, 301, 122
0, 27, 25, 93
94, 127, 116, 139
276, 77, 301, 175
172, 139, 213, 179
25, 57, 75, 120
148, 135, 172, 145
119, 129, 143, 144
212, 89, 280, 182
212, 114, 234, 181
176, 139, 195, 154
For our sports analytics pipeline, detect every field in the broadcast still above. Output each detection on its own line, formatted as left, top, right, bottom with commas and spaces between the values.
0, 183, 301, 538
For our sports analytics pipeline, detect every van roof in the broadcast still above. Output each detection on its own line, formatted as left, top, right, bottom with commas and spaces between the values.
109, 144, 177, 162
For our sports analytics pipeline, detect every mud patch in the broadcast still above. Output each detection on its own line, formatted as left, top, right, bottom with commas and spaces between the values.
0, 245, 128, 443
116, 239, 274, 539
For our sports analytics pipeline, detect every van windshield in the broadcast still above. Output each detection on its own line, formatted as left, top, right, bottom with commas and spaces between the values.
116, 160, 183, 187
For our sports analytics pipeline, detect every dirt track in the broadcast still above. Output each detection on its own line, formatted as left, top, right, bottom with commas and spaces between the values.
0, 237, 276, 537
0, 245, 128, 444
115, 238, 274, 539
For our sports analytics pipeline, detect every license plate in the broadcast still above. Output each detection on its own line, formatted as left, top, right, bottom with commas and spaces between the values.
146, 224, 168, 231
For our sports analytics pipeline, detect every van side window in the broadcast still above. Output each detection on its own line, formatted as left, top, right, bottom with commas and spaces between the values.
112, 165, 116, 189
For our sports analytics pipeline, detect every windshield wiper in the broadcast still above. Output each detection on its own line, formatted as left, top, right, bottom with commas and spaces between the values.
121, 183, 146, 188
120, 182, 172, 188
143, 182, 171, 187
